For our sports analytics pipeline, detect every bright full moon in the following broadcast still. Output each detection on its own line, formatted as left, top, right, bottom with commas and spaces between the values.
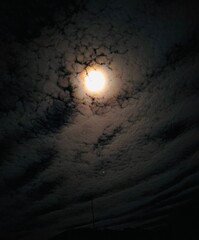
84, 70, 105, 93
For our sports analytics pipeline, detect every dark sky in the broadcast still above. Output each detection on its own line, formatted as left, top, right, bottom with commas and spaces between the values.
0, 0, 199, 239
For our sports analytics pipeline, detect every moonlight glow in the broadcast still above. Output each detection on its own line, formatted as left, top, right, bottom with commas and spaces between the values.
84, 70, 106, 93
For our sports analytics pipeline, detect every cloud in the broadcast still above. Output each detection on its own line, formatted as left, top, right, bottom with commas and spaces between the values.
0, 0, 198, 239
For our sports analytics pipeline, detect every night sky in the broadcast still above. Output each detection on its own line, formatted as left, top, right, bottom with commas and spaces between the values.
0, 0, 199, 239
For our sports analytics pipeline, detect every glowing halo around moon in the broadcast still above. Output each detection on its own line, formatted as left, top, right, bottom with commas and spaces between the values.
84, 70, 105, 93
79, 65, 108, 97
76, 64, 120, 102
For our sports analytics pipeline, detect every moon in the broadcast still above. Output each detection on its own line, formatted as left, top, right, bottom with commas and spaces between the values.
77, 65, 120, 101
84, 70, 106, 93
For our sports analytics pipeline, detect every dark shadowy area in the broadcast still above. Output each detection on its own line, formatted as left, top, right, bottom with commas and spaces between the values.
51, 197, 199, 240
0, 0, 86, 43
